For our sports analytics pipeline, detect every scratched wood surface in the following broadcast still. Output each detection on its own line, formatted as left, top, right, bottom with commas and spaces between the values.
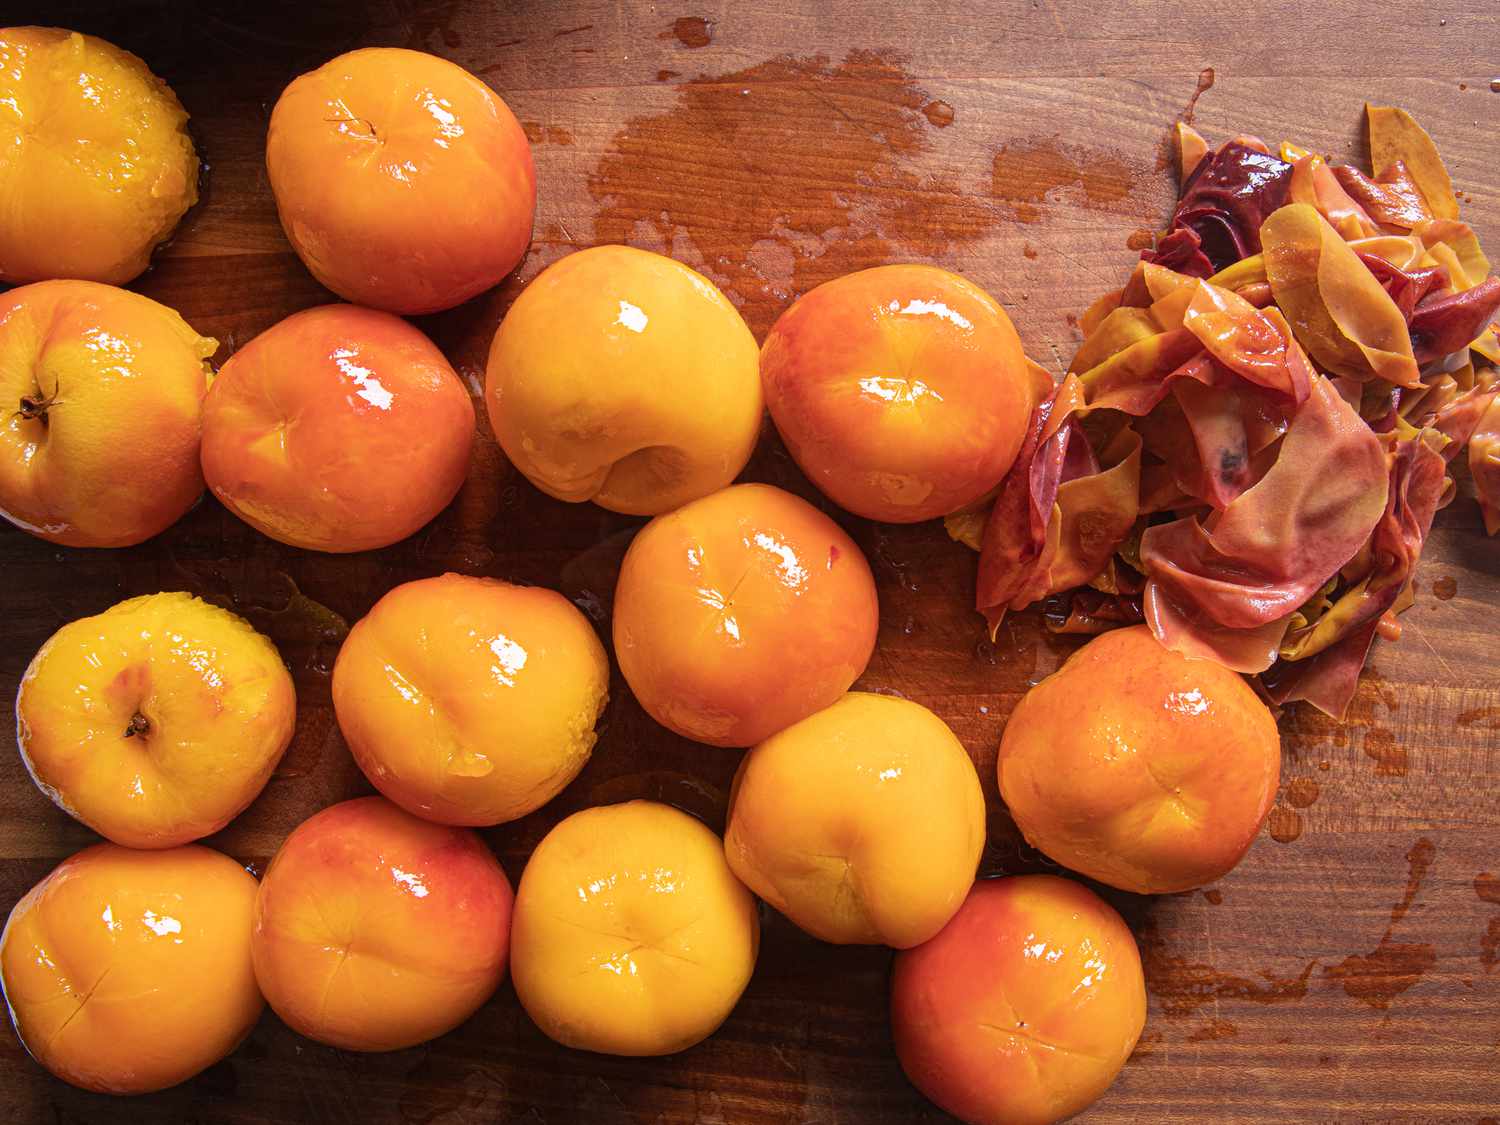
3, 1, 1499, 1122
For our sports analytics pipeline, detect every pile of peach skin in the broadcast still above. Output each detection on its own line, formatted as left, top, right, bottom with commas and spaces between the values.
0, 29, 1285, 1125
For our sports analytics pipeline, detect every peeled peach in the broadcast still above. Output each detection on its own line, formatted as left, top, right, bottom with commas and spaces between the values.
332, 573, 609, 826
201, 303, 474, 552
999, 625, 1280, 894
267, 47, 535, 314
17, 592, 295, 848
613, 483, 879, 747
760, 264, 1039, 522
0, 28, 199, 285
891, 876, 1146, 1125
510, 800, 758, 1056
0, 843, 262, 1094
250, 797, 513, 1051
724, 692, 984, 947
0, 279, 215, 547
485, 245, 762, 515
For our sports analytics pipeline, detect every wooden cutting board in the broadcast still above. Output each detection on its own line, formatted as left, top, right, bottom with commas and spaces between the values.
5, 1, 1499, 1121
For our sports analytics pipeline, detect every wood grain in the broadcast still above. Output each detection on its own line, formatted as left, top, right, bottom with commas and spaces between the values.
5, 1, 1500, 1121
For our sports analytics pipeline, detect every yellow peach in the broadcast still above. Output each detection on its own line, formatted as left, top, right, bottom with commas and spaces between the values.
267, 47, 535, 315
891, 876, 1146, 1125
485, 245, 762, 515
724, 692, 984, 947
510, 801, 758, 1056
613, 483, 879, 748
332, 573, 609, 826
0, 280, 215, 547
999, 626, 1280, 894
251, 797, 513, 1052
0, 843, 262, 1094
0, 28, 199, 285
16, 592, 296, 848
760, 265, 1039, 522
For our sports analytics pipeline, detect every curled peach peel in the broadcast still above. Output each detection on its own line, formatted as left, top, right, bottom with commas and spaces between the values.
0, 843, 262, 1095
486, 245, 763, 516
250, 797, 513, 1052
999, 625, 1280, 894
725, 691, 985, 947
891, 876, 1146, 1125
760, 264, 1038, 523
332, 573, 609, 826
0, 27, 200, 285
16, 591, 296, 848
613, 483, 879, 748
510, 800, 758, 1056
0, 279, 214, 547
267, 47, 535, 314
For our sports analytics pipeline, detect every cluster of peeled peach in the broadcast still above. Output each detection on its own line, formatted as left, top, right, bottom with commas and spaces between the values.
0, 24, 1287, 1125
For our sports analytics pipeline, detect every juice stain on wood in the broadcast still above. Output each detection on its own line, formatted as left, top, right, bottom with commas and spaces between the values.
1135, 914, 1316, 1017
1362, 727, 1408, 777
664, 17, 713, 48
1477, 873, 1500, 973
991, 137, 1143, 223
1325, 837, 1437, 1008
1266, 806, 1302, 843
588, 51, 995, 333
1431, 575, 1458, 600
922, 100, 955, 127
1181, 67, 1216, 125
1284, 777, 1320, 808
1187, 1018, 1237, 1042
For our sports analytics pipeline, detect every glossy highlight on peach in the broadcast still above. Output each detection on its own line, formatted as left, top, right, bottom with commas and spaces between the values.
891, 876, 1146, 1125
267, 47, 535, 314
201, 303, 475, 553
333, 573, 609, 826
613, 483, 879, 747
250, 797, 513, 1052
0, 843, 262, 1095
761, 264, 1039, 522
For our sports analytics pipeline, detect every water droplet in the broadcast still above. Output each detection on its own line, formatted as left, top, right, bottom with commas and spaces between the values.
1490, 77, 1500, 93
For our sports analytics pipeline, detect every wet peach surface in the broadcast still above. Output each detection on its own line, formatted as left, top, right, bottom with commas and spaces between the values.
2, 2, 1500, 1123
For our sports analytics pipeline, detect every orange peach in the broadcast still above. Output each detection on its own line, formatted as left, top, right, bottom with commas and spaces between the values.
999, 625, 1281, 894
201, 304, 474, 552
267, 47, 535, 314
891, 876, 1146, 1125
250, 797, 512, 1051
724, 692, 984, 947
760, 265, 1040, 522
485, 245, 762, 515
332, 573, 609, 826
0, 843, 262, 1094
0, 279, 215, 547
510, 800, 758, 1056
0, 28, 199, 285
613, 483, 879, 747
17, 591, 296, 848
